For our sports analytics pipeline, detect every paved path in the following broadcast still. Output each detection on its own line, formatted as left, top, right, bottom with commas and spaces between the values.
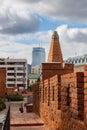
10, 102, 45, 130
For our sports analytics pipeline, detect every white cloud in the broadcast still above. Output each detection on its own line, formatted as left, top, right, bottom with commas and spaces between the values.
0, 7, 40, 34
0, 0, 87, 65
0, 0, 87, 35
0, 25, 87, 64
0, 31, 51, 64
10, 0, 87, 23
56, 25, 87, 59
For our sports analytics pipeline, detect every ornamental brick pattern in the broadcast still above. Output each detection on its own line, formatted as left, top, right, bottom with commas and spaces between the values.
0, 68, 6, 96
47, 31, 63, 62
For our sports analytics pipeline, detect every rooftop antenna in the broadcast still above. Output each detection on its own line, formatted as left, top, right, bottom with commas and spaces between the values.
40, 41, 42, 48
39, 41, 42, 48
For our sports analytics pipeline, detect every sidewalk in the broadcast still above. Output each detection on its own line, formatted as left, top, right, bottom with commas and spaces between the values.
10, 102, 45, 130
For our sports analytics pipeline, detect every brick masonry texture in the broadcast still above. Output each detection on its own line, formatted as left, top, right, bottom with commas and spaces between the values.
33, 70, 87, 130
42, 62, 74, 80
47, 31, 63, 63
33, 31, 87, 130
0, 68, 6, 96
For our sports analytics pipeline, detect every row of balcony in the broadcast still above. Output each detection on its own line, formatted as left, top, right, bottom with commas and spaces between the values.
6, 81, 27, 84
7, 70, 27, 73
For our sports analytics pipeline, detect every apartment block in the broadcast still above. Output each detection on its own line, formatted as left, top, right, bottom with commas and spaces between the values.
0, 58, 28, 90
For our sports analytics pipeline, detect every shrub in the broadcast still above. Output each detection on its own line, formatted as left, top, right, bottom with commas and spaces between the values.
6, 94, 23, 101
0, 100, 6, 111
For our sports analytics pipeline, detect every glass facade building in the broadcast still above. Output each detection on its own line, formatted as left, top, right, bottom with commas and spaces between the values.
32, 47, 45, 66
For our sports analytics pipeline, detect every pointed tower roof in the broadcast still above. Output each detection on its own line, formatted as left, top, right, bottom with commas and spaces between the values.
47, 31, 63, 62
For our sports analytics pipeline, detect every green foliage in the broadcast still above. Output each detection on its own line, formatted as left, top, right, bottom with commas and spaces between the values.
5, 94, 23, 101
0, 100, 6, 111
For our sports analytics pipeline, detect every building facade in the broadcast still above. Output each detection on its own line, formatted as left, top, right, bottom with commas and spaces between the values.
32, 47, 45, 66
29, 74, 41, 86
31, 65, 42, 74
0, 58, 28, 90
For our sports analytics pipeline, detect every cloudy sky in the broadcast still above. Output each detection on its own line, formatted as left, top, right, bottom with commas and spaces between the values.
0, 0, 87, 64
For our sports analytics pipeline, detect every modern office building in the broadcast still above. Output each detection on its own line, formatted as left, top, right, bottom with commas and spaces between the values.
32, 47, 45, 66
0, 58, 28, 90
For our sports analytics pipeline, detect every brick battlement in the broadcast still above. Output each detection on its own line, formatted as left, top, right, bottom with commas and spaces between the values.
42, 62, 74, 80
33, 71, 87, 130
33, 31, 87, 130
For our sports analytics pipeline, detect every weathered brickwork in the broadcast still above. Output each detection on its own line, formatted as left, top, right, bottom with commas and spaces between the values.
33, 31, 87, 130
33, 71, 87, 130
61, 72, 85, 130
47, 31, 63, 63
42, 62, 74, 80
33, 83, 40, 115
33, 75, 62, 130
0, 68, 6, 96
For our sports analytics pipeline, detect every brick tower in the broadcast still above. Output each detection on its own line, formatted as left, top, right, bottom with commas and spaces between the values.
47, 31, 63, 62
42, 31, 74, 80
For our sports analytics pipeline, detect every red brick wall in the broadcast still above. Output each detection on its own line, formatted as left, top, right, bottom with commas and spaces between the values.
33, 69, 87, 130
0, 68, 6, 96
33, 75, 62, 130
42, 62, 74, 80
84, 72, 87, 127
61, 72, 85, 130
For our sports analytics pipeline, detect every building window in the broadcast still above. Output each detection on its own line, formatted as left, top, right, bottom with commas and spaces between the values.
7, 79, 15, 81
7, 84, 15, 87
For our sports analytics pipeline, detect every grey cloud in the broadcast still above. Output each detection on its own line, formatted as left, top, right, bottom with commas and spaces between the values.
45, 0, 87, 22
0, 10, 40, 35
1, 0, 87, 24
19, 0, 87, 23
71, 32, 87, 43
19, 0, 41, 3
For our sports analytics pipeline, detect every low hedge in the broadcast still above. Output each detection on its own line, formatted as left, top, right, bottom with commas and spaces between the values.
0, 100, 6, 111
5, 94, 23, 101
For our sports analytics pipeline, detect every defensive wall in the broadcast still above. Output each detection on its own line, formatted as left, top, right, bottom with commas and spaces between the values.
33, 65, 87, 130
